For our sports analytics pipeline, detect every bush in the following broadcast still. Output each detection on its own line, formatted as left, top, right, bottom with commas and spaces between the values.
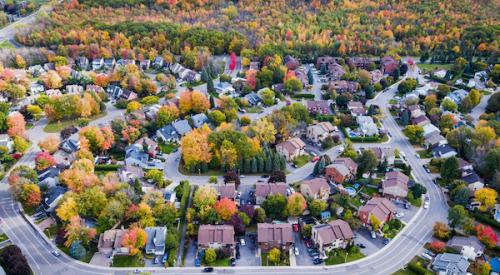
408, 261, 432, 275
290, 93, 315, 99
94, 164, 120, 171
114, 99, 128, 109
77, 118, 90, 127
166, 248, 177, 267
471, 212, 500, 231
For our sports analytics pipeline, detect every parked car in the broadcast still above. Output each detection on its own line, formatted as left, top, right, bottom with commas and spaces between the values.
421, 252, 433, 261
203, 267, 214, 273
195, 258, 201, 267
293, 224, 299, 232
356, 243, 366, 248
404, 203, 410, 209
311, 156, 320, 162
240, 238, 246, 246
230, 258, 236, 266
154, 256, 159, 264
395, 212, 405, 218
51, 250, 61, 257
313, 258, 323, 265
236, 250, 240, 259
424, 201, 430, 209
383, 238, 391, 245
261, 175, 269, 178
294, 247, 299, 256
371, 231, 377, 239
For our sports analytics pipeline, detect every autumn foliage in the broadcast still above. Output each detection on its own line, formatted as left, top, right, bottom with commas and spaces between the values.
214, 198, 237, 221
476, 224, 498, 248
121, 227, 147, 255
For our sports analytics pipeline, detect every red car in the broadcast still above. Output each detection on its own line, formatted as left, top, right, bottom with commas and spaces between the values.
293, 224, 299, 232
311, 156, 320, 162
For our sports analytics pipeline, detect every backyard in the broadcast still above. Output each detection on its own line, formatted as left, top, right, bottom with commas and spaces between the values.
158, 142, 178, 154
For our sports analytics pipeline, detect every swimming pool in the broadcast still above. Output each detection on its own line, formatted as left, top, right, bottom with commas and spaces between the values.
345, 187, 356, 197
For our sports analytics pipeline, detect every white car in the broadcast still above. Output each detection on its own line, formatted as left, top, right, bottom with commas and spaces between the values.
424, 201, 430, 209
337, 147, 345, 153
371, 231, 377, 239
51, 250, 61, 257
395, 212, 405, 218
294, 247, 299, 256
240, 238, 246, 246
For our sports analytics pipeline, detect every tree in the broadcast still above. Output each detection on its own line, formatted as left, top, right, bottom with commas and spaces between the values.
259, 88, 275, 106
19, 183, 41, 208
156, 104, 179, 127
400, 110, 409, 126
410, 183, 427, 198
469, 89, 482, 106
230, 213, 246, 236
403, 125, 424, 144
307, 69, 314, 85
205, 248, 216, 265
121, 227, 147, 256
35, 151, 56, 171
356, 150, 378, 176
38, 135, 60, 153
220, 140, 238, 169
397, 78, 417, 94
433, 222, 450, 240
473, 126, 496, 148
428, 241, 446, 253
251, 119, 276, 144
286, 193, 307, 216
7, 112, 26, 138
479, 262, 492, 275
268, 248, 281, 265
229, 52, 237, 71
214, 198, 237, 221
41, 70, 62, 89
476, 224, 498, 248
57, 196, 79, 222
369, 214, 381, 231
448, 205, 468, 229
474, 188, 498, 212
440, 156, 460, 181
69, 240, 86, 260
154, 203, 178, 226
193, 185, 218, 211
180, 127, 212, 170
13, 136, 30, 153
126, 101, 142, 113
424, 94, 437, 112
191, 91, 210, 114
262, 194, 286, 220
76, 186, 107, 217
0, 245, 31, 275
284, 77, 302, 94
441, 98, 458, 112
64, 215, 97, 247
486, 92, 500, 113
450, 184, 470, 206
308, 199, 327, 217
452, 57, 467, 74
209, 110, 226, 125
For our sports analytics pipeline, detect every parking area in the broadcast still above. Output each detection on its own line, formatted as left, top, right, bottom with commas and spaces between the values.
293, 233, 316, 266
184, 240, 197, 267
354, 228, 385, 256
235, 235, 260, 266
393, 201, 419, 224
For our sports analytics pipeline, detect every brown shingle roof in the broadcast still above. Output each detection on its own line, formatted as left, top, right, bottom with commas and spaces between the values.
257, 223, 294, 244
302, 178, 329, 196
215, 183, 236, 199
197, 225, 235, 246
314, 219, 353, 244
255, 182, 288, 198
359, 197, 396, 222
333, 157, 358, 173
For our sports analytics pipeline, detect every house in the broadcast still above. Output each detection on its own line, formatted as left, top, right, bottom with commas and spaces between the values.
381, 56, 398, 75
422, 123, 441, 139
37, 166, 61, 188
60, 138, 80, 153
327, 63, 346, 81
86, 84, 105, 94
244, 92, 262, 106
197, 225, 235, 250
120, 90, 138, 101
140, 60, 151, 71
0, 134, 13, 153
257, 223, 294, 252
116, 59, 135, 67
306, 122, 336, 143
92, 58, 104, 71
356, 116, 379, 136
45, 89, 62, 97
445, 89, 469, 105
333, 157, 358, 175
348, 57, 372, 70
424, 133, 447, 149
276, 137, 306, 161
134, 137, 158, 157
153, 56, 164, 69
156, 125, 180, 143
128, 109, 146, 121
411, 115, 430, 126
145, 227, 167, 255
325, 163, 352, 184
381, 171, 409, 199
329, 80, 358, 94
28, 65, 45, 77
294, 68, 308, 87
98, 229, 129, 255
76, 56, 89, 70
347, 101, 365, 117
215, 183, 237, 200
432, 253, 469, 275
458, 159, 473, 174
172, 119, 192, 136
249, 61, 259, 71
191, 113, 209, 129
316, 56, 341, 70
406, 105, 424, 119
369, 147, 396, 165
107, 85, 123, 99
215, 82, 235, 95
255, 182, 288, 205
370, 70, 383, 84
30, 83, 45, 95
306, 100, 330, 115
461, 171, 484, 192
104, 58, 116, 70
358, 197, 396, 228
163, 191, 177, 204
42, 186, 67, 213
118, 165, 144, 183
447, 236, 484, 260
432, 144, 457, 159
65, 85, 83, 95
125, 145, 163, 170
300, 178, 330, 200
312, 220, 353, 255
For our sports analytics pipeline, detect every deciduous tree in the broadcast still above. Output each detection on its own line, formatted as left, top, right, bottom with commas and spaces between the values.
121, 227, 147, 256
214, 198, 237, 221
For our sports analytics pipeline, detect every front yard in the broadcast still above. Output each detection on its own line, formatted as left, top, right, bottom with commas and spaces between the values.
324, 246, 365, 265
416, 149, 433, 159
392, 256, 432, 275
112, 255, 145, 267
261, 251, 290, 266
158, 142, 178, 154
293, 155, 312, 168
43, 112, 107, 133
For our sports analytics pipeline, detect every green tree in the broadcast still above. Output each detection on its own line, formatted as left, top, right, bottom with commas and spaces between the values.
154, 203, 178, 226
450, 184, 470, 206
400, 110, 409, 126
308, 199, 327, 217
441, 156, 460, 181
403, 125, 424, 144
284, 78, 302, 94
441, 98, 458, 112
204, 248, 217, 265
207, 77, 215, 93
262, 194, 286, 219
69, 240, 86, 260
397, 78, 417, 94
254, 207, 266, 223
268, 248, 281, 265
307, 69, 314, 85
448, 205, 468, 229
356, 150, 378, 176
209, 110, 226, 125
452, 57, 467, 74
258, 88, 275, 106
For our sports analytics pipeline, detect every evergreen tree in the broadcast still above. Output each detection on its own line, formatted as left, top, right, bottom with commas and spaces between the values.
320, 63, 326, 75
365, 85, 374, 99
400, 110, 410, 126
265, 155, 273, 173
209, 95, 215, 109
273, 155, 281, 172
69, 241, 86, 260
244, 158, 251, 174
207, 77, 215, 93
251, 157, 258, 174
307, 69, 314, 85
394, 68, 400, 80
257, 156, 264, 172
279, 156, 286, 171
201, 69, 209, 82
134, 179, 143, 195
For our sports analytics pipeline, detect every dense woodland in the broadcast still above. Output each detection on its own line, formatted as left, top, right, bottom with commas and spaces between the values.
14, 0, 499, 63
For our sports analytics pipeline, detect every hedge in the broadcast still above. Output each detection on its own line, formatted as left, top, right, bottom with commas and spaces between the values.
341, 127, 381, 142
291, 93, 315, 99
95, 164, 120, 171
178, 181, 191, 223
407, 262, 433, 275
471, 212, 500, 230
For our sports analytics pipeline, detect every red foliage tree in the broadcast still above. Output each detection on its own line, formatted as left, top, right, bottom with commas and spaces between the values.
229, 52, 237, 71
35, 151, 57, 171
428, 240, 446, 253
476, 224, 498, 248
214, 198, 237, 221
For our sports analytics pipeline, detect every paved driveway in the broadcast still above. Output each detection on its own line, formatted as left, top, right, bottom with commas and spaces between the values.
184, 240, 197, 267
236, 235, 260, 266
293, 232, 315, 266
355, 228, 385, 256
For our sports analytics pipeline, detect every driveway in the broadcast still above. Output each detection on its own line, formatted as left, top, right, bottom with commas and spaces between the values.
236, 235, 260, 266
355, 228, 385, 256
293, 232, 315, 266
184, 240, 197, 267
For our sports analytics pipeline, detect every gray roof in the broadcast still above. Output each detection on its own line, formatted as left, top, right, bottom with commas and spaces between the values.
145, 227, 167, 254
191, 113, 209, 129
432, 144, 456, 157
157, 125, 180, 140
461, 172, 482, 185
448, 236, 484, 252
42, 186, 67, 212
125, 146, 149, 163
432, 253, 470, 275
172, 120, 192, 136
244, 92, 262, 105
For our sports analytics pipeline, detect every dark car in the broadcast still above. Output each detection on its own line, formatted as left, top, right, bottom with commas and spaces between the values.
313, 258, 323, 265
383, 238, 391, 245
262, 175, 269, 178
236, 251, 241, 259
203, 267, 214, 273
356, 243, 366, 248
230, 258, 236, 267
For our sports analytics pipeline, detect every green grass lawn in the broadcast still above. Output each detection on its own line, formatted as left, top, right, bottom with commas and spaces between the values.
159, 142, 178, 154
178, 164, 223, 176
245, 106, 263, 113
293, 155, 312, 168
43, 112, 107, 133
392, 256, 432, 275
112, 255, 145, 267
0, 40, 14, 49
418, 63, 453, 73
416, 150, 433, 159
0, 233, 8, 242
213, 258, 230, 267
261, 252, 290, 266
324, 249, 364, 265
43, 223, 60, 239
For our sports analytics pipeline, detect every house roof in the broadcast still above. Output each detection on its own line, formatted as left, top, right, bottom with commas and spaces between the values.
257, 223, 294, 244
412, 115, 430, 125
157, 125, 180, 140
448, 236, 484, 252
307, 100, 329, 111
215, 183, 236, 199
255, 182, 288, 198
191, 113, 209, 128
145, 227, 166, 253
382, 171, 409, 193
326, 163, 350, 177
333, 157, 358, 173
42, 186, 67, 211
198, 225, 235, 246
432, 144, 456, 156
277, 137, 306, 154
461, 172, 482, 185
314, 219, 353, 244
302, 178, 329, 196
432, 253, 469, 275
172, 120, 192, 135
359, 197, 396, 222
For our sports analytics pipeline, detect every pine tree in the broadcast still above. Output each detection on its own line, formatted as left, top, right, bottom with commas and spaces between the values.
207, 77, 215, 93
307, 69, 314, 85
257, 156, 264, 172
400, 110, 410, 126
251, 157, 258, 174
273, 155, 280, 171
209, 95, 215, 108
244, 158, 251, 174
279, 156, 286, 171
320, 63, 326, 75
69, 241, 86, 260
201, 69, 209, 82
265, 155, 273, 172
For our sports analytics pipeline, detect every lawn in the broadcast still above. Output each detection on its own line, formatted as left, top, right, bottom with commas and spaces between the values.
382, 219, 405, 239
0, 233, 8, 242
261, 252, 290, 266
324, 248, 364, 265
392, 256, 432, 275
416, 149, 433, 159
112, 255, 145, 267
43, 112, 107, 133
43, 223, 60, 239
0, 40, 14, 49
293, 155, 312, 168
158, 142, 178, 154
212, 258, 230, 267
178, 164, 223, 176
418, 63, 453, 73
244, 106, 263, 113
388, 99, 398, 104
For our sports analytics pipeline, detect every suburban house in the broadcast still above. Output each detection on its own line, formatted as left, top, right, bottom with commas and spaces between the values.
215, 183, 237, 201
461, 171, 484, 192
381, 171, 409, 199
124, 145, 162, 170
104, 58, 116, 70
156, 125, 180, 143
92, 58, 104, 71
306, 100, 330, 115
369, 147, 396, 165
257, 223, 294, 252
76, 56, 89, 70
312, 220, 354, 255
411, 115, 430, 126
46, 89, 62, 96
29, 83, 45, 95
145, 227, 167, 255
432, 144, 457, 159
60, 138, 80, 153
300, 178, 330, 200
140, 59, 151, 71
381, 56, 398, 75
86, 84, 105, 94
255, 182, 288, 205
347, 101, 365, 117
407, 105, 425, 119
163, 191, 176, 204
120, 90, 138, 101
370, 70, 383, 84
325, 163, 352, 184
107, 85, 123, 99
348, 57, 372, 70
356, 116, 379, 136
37, 166, 61, 187
215, 82, 235, 96
327, 63, 346, 80
153, 56, 164, 69
42, 186, 67, 214
306, 122, 336, 143
432, 253, 470, 275
422, 123, 441, 139
333, 158, 358, 175
191, 113, 209, 129
197, 225, 235, 250
0, 134, 14, 153
358, 197, 396, 228
118, 165, 144, 183
329, 80, 358, 94
445, 89, 469, 105
316, 56, 342, 70
447, 236, 484, 260
134, 137, 158, 157
424, 133, 447, 149
276, 137, 306, 161
244, 92, 262, 106
172, 119, 192, 136
97, 228, 129, 255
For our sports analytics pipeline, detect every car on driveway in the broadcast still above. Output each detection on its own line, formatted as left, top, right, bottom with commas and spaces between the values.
313, 258, 323, 265
356, 243, 366, 248
240, 238, 246, 246
383, 238, 391, 245
230, 258, 236, 266
293, 224, 299, 232
294, 247, 299, 256
154, 256, 159, 264
395, 212, 405, 218
371, 231, 377, 239
311, 156, 320, 162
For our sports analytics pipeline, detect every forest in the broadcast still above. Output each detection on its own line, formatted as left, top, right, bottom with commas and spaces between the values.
14, 0, 499, 63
